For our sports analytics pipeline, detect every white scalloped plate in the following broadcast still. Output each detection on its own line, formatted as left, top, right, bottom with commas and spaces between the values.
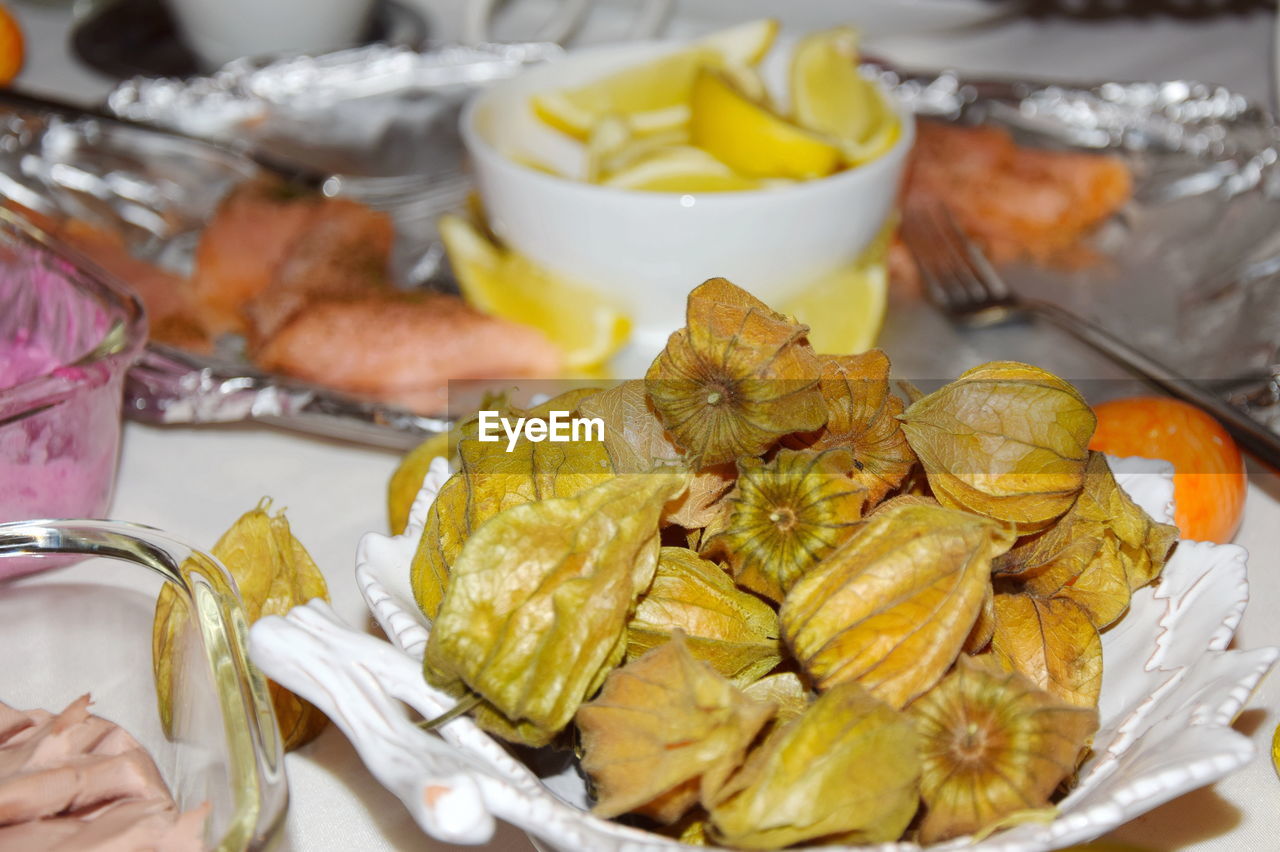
249, 455, 1278, 852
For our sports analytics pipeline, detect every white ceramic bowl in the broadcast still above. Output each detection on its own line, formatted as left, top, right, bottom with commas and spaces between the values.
461, 41, 915, 355
250, 455, 1278, 852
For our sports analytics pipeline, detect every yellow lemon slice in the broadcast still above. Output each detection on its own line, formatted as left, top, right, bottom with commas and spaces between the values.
690, 68, 842, 180
602, 146, 765, 192
790, 26, 901, 166
440, 214, 631, 371
781, 222, 892, 354
585, 116, 689, 182
532, 18, 778, 140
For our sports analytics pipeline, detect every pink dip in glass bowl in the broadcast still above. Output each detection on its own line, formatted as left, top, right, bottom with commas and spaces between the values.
0, 211, 147, 580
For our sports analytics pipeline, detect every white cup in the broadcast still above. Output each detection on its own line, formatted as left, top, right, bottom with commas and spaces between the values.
167, 0, 379, 68
462, 41, 914, 360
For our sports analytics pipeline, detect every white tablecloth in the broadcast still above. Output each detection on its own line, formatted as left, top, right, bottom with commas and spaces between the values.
10, 2, 1280, 849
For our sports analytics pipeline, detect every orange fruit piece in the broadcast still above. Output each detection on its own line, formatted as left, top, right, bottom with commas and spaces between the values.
1089, 396, 1246, 543
0, 5, 23, 86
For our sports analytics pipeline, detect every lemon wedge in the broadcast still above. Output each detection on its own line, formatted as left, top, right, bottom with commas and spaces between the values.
790, 27, 901, 166
585, 117, 689, 182
603, 146, 764, 192
532, 18, 778, 140
440, 214, 631, 371
781, 223, 891, 354
690, 68, 842, 180
696, 17, 778, 66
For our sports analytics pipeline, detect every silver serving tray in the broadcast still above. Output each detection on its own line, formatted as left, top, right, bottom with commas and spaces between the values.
1, 48, 1278, 447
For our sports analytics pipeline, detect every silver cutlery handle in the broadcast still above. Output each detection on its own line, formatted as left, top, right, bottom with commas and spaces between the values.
1027, 300, 1280, 470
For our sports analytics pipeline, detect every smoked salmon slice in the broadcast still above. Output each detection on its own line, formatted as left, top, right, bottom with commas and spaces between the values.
256, 294, 563, 415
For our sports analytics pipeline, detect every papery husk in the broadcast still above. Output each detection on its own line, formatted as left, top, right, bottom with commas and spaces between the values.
645, 278, 827, 468
900, 361, 1095, 529
579, 380, 735, 528
990, 592, 1104, 708
781, 498, 1015, 707
423, 472, 688, 747
153, 498, 329, 750
786, 350, 916, 506
908, 655, 1098, 843
626, 547, 782, 687
576, 633, 775, 823
965, 584, 997, 653
997, 452, 1178, 627
740, 673, 812, 724
410, 397, 613, 619
707, 680, 920, 849
706, 448, 866, 603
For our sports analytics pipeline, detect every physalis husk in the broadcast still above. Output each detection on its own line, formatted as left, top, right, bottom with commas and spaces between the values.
900, 361, 1096, 530
990, 592, 1104, 708
997, 452, 1177, 628
707, 447, 866, 602
153, 498, 329, 750
781, 498, 1015, 707
410, 390, 613, 619
577, 633, 775, 823
787, 349, 916, 506
579, 379, 735, 528
423, 472, 688, 747
646, 278, 827, 467
707, 680, 920, 849
740, 672, 812, 724
627, 547, 782, 686
908, 655, 1098, 843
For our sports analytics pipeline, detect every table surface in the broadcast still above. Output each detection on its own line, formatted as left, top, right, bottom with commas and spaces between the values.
9, 1, 1280, 849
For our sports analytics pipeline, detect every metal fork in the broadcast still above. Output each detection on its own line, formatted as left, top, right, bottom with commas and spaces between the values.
902, 201, 1280, 470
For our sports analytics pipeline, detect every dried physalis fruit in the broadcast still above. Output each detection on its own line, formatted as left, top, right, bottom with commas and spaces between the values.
577, 633, 775, 824
908, 655, 1099, 843
781, 498, 1015, 707
990, 593, 1104, 708
154, 499, 329, 750
965, 585, 997, 654
900, 361, 1096, 529
424, 472, 687, 747
410, 392, 613, 619
997, 452, 1177, 628
706, 448, 866, 603
707, 680, 920, 849
646, 278, 827, 467
787, 350, 916, 505
627, 547, 782, 686
741, 673, 812, 724
579, 380, 735, 528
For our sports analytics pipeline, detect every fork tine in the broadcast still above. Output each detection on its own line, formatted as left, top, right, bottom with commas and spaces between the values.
918, 203, 995, 306
902, 203, 984, 309
933, 204, 1012, 301
900, 206, 957, 309
902, 201, 1023, 328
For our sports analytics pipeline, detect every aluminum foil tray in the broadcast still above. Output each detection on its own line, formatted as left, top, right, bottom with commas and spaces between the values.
1, 51, 1278, 447
876, 69, 1280, 384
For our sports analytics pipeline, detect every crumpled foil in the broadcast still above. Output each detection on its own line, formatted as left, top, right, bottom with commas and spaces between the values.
107, 41, 562, 285
874, 68, 1280, 382
870, 67, 1280, 433
1, 55, 1278, 448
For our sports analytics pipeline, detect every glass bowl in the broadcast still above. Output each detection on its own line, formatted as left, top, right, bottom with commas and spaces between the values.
0, 519, 289, 851
0, 208, 147, 579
